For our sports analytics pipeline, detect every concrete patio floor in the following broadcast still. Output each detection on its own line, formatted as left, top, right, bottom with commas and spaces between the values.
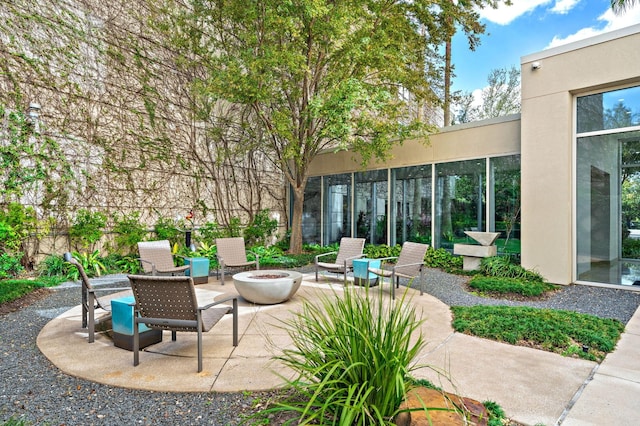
37, 272, 640, 425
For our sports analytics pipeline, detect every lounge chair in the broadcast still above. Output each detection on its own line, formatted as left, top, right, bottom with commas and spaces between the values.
215, 237, 259, 284
63, 252, 130, 343
128, 274, 238, 373
367, 241, 429, 299
314, 237, 365, 284
137, 240, 190, 275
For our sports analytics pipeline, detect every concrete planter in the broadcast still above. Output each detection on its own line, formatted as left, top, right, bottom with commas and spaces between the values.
232, 270, 303, 304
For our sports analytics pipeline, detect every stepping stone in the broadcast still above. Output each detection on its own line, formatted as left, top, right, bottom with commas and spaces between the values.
395, 387, 489, 426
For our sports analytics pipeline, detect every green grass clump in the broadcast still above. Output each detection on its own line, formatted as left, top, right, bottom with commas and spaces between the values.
267, 287, 426, 425
0, 277, 63, 305
451, 305, 625, 362
1, 280, 41, 304
468, 275, 558, 297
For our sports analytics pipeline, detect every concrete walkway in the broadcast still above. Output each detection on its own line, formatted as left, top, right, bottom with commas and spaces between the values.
37, 273, 640, 425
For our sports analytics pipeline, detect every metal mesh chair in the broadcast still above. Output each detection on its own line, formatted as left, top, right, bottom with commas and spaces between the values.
215, 237, 259, 284
128, 274, 238, 373
137, 240, 190, 275
367, 242, 429, 299
63, 252, 130, 343
314, 237, 366, 284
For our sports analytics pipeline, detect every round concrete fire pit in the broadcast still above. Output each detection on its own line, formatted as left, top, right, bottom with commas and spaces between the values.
232, 270, 303, 304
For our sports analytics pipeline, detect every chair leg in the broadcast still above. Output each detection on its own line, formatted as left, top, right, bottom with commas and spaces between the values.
88, 292, 95, 343
232, 298, 238, 346
133, 318, 140, 367
172, 330, 177, 341
220, 265, 225, 285
197, 327, 203, 373
315, 264, 319, 281
197, 312, 203, 373
391, 271, 396, 300
420, 268, 424, 295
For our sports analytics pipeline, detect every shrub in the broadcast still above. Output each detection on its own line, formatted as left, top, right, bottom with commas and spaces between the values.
68, 209, 107, 250
111, 211, 148, 254
38, 254, 73, 279
197, 221, 226, 243
0, 253, 24, 279
480, 256, 544, 282
154, 216, 183, 246
424, 247, 463, 271
271, 287, 425, 424
69, 250, 106, 278
468, 275, 557, 297
364, 243, 401, 259
244, 209, 278, 247
622, 237, 640, 258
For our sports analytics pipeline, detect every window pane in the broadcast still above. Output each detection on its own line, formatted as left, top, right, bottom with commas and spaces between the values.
391, 165, 432, 246
323, 173, 352, 245
435, 159, 486, 250
577, 130, 640, 285
302, 176, 321, 245
577, 85, 640, 133
491, 155, 521, 256
354, 169, 388, 245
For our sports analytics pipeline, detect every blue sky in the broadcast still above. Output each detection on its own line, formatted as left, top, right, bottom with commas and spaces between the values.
451, 0, 640, 94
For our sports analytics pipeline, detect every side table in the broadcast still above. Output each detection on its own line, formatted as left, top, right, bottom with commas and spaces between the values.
352, 258, 381, 287
184, 257, 210, 284
112, 296, 162, 351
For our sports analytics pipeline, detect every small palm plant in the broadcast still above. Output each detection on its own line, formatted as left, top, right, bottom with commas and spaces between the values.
271, 285, 425, 425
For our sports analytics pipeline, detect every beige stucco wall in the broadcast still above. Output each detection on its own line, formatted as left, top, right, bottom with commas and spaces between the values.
520, 24, 640, 284
308, 115, 521, 176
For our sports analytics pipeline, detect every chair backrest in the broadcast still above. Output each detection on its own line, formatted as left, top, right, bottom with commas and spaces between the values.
396, 242, 429, 277
215, 237, 248, 264
128, 275, 199, 332
335, 237, 365, 267
137, 240, 175, 273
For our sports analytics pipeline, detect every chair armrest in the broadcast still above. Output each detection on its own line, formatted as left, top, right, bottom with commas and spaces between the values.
247, 251, 260, 265
315, 251, 338, 262
87, 286, 130, 294
392, 261, 425, 271
199, 295, 238, 310
345, 254, 366, 262
138, 258, 157, 274
374, 256, 399, 263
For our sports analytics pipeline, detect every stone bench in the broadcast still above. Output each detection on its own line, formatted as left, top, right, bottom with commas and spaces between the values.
453, 231, 500, 271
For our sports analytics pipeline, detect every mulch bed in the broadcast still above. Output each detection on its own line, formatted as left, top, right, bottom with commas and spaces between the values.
0, 287, 51, 316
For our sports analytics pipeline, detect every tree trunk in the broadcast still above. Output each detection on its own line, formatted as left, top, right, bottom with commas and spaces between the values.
289, 184, 305, 254
443, 38, 452, 127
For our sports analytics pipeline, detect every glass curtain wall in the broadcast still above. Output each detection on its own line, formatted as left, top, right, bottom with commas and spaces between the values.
302, 176, 321, 244
576, 85, 640, 286
354, 170, 388, 245
391, 165, 432, 246
323, 173, 352, 245
491, 155, 521, 256
434, 159, 486, 250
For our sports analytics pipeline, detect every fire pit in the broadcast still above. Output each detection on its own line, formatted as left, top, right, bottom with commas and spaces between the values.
232, 270, 303, 304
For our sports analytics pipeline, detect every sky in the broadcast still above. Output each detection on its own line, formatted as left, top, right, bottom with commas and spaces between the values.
451, 0, 640, 95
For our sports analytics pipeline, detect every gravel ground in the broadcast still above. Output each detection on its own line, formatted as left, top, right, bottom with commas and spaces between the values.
2, 268, 640, 425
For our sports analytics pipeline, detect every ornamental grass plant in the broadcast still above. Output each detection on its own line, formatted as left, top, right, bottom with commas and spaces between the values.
270, 285, 426, 425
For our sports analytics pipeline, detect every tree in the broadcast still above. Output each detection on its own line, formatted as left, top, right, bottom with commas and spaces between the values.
436, 0, 505, 126
153, 0, 496, 254
612, 0, 639, 13
454, 66, 521, 124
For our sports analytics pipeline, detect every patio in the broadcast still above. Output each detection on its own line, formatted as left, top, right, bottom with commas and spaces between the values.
34, 270, 638, 425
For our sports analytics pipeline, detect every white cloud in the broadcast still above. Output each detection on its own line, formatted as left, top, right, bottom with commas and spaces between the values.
546, 7, 640, 48
479, 0, 552, 26
550, 0, 580, 14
